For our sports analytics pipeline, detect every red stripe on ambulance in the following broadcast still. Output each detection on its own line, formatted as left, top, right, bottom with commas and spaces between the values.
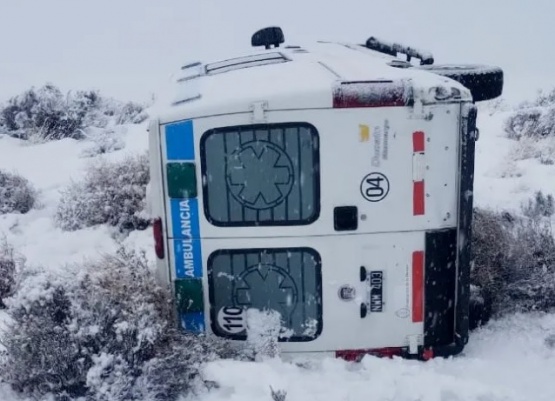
412, 251, 424, 323
412, 131, 425, 216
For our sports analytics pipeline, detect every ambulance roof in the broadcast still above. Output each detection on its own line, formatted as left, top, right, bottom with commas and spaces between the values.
158, 41, 472, 124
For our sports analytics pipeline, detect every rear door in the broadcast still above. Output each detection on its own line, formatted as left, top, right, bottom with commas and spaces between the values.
159, 102, 462, 352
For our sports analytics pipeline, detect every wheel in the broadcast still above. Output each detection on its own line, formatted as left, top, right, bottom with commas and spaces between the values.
416, 64, 503, 102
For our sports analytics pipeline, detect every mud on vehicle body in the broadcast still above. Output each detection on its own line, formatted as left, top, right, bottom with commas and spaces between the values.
148, 27, 503, 361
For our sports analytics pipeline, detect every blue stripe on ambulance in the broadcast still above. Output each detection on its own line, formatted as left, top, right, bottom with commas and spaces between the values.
165, 120, 205, 333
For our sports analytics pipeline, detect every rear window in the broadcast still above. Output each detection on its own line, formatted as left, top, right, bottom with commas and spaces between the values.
207, 247, 323, 341
200, 123, 320, 226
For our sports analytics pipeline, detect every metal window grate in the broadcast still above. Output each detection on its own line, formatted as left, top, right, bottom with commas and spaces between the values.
200, 123, 320, 226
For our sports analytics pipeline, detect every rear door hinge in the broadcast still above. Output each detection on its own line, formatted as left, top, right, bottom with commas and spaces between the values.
407, 334, 422, 355
250, 100, 268, 123
409, 89, 434, 120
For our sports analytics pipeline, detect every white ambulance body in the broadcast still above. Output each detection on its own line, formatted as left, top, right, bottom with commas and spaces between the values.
148, 30, 499, 361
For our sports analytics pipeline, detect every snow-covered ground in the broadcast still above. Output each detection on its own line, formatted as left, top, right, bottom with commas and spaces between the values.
2, 1, 555, 400
474, 105, 555, 212
194, 313, 555, 401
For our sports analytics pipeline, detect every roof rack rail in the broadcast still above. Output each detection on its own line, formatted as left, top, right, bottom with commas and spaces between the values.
364, 36, 434, 65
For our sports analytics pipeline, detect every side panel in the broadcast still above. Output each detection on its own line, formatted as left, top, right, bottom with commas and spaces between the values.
454, 104, 478, 348
147, 119, 172, 287
423, 103, 476, 356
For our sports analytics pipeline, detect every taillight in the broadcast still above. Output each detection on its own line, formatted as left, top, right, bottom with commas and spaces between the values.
153, 217, 164, 259
333, 80, 413, 108
336, 347, 404, 362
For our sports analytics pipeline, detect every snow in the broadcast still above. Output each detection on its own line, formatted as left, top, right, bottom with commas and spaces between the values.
196, 314, 555, 401
1, 1, 555, 400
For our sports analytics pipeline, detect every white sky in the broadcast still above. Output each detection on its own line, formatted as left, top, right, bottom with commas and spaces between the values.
0, 0, 554, 103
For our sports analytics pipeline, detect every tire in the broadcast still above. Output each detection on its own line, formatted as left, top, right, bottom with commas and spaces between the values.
416, 64, 503, 102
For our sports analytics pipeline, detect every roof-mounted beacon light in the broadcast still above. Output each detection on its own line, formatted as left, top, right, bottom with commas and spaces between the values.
251, 26, 285, 49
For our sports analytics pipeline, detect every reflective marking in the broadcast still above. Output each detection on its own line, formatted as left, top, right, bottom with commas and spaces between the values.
165, 120, 194, 160
413, 131, 425, 152
413, 181, 425, 216
412, 152, 426, 182
412, 251, 424, 323
181, 312, 205, 333
412, 131, 425, 216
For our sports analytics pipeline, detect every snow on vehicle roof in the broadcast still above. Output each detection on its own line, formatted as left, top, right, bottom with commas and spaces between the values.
158, 41, 471, 124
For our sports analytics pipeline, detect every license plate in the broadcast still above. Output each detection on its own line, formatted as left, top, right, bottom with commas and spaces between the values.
369, 271, 383, 312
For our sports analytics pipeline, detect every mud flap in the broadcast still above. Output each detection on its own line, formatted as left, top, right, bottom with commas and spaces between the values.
423, 228, 457, 348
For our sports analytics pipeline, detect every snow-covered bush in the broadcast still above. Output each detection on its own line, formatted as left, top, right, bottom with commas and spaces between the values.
54, 152, 150, 233
470, 208, 511, 318
270, 386, 288, 401
245, 309, 282, 361
0, 238, 19, 309
0, 169, 37, 214
521, 190, 554, 220
80, 127, 126, 158
79, 95, 148, 129
0, 84, 87, 141
0, 84, 147, 142
471, 193, 555, 316
505, 88, 555, 140
0, 247, 240, 401
478, 97, 511, 116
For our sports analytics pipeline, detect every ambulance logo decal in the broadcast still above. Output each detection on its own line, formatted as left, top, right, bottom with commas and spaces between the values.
233, 263, 299, 321
226, 140, 294, 209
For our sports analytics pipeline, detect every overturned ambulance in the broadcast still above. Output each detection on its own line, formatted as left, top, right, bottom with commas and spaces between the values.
147, 27, 503, 361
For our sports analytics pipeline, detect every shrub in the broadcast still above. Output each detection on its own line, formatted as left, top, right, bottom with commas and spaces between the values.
0, 169, 37, 214
0, 84, 148, 142
521, 190, 554, 220
0, 238, 20, 309
470, 208, 512, 312
244, 309, 282, 361
54, 152, 150, 233
113, 102, 148, 125
80, 127, 126, 158
0, 247, 240, 401
0, 84, 86, 141
504, 88, 555, 140
471, 192, 555, 316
